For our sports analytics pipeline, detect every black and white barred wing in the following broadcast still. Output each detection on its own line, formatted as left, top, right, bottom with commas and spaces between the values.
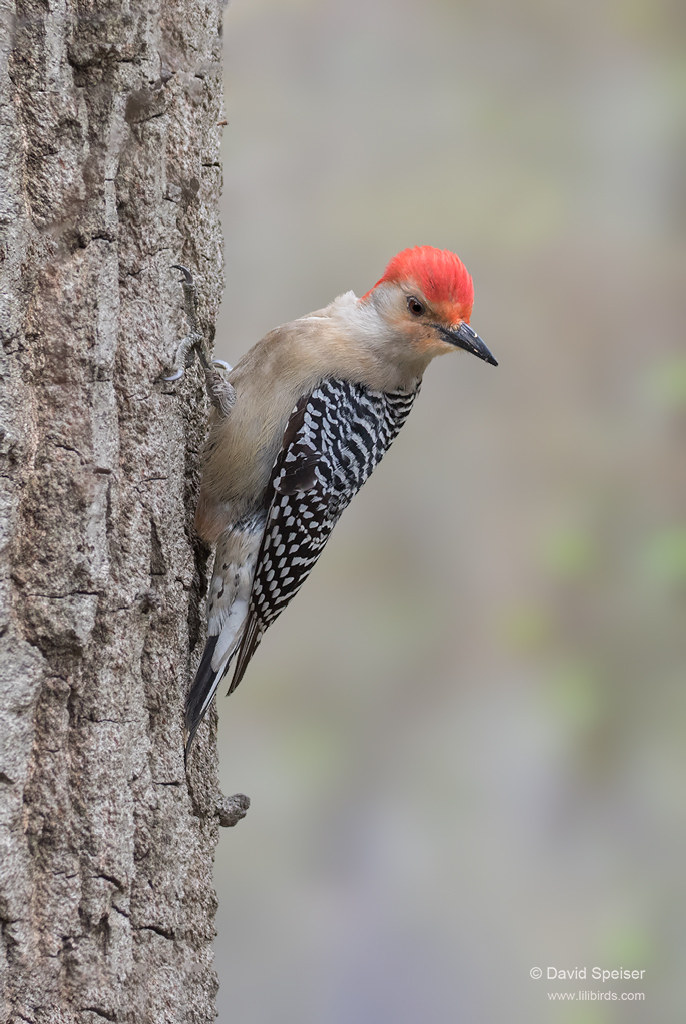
229, 378, 419, 693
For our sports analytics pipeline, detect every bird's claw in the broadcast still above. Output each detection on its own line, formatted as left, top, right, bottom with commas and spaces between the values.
172, 263, 194, 284
162, 266, 236, 415
161, 366, 185, 382
161, 265, 202, 382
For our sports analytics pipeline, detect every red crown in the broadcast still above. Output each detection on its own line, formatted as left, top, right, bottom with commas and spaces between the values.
371, 246, 474, 316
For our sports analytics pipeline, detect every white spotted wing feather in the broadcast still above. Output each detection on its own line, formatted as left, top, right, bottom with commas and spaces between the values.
229, 378, 419, 692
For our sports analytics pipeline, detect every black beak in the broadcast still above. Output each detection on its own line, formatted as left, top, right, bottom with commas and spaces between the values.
439, 323, 498, 366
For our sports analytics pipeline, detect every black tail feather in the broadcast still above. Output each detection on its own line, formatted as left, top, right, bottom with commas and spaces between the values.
185, 635, 221, 759
227, 617, 263, 696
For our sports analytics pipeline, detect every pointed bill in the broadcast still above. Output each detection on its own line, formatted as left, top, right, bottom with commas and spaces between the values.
440, 322, 498, 366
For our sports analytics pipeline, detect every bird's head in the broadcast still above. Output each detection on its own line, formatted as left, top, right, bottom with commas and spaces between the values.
361, 246, 497, 368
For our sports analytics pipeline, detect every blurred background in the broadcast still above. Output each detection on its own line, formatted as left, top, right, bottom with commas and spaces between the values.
212, 0, 686, 1020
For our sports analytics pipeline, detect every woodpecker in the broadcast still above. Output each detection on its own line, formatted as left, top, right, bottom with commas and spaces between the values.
171, 246, 497, 754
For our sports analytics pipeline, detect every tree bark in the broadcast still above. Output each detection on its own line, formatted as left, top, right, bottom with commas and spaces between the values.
0, 1, 232, 1020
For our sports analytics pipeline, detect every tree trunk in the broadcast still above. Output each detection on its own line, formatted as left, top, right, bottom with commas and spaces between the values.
0, 2, 235, 1020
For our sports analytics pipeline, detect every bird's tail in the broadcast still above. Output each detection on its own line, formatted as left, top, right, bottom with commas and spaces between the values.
184, 635, 236, 759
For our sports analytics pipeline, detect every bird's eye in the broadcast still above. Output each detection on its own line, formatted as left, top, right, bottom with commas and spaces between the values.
407, 297, 425, 316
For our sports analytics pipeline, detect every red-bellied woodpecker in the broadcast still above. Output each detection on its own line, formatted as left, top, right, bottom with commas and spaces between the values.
170, 247, 497, 754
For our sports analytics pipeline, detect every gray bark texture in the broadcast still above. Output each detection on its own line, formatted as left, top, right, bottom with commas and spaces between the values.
0, 1, 234, 1021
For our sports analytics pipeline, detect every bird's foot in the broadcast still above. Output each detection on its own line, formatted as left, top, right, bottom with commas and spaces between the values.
161, 265, 204, 380
203, 359, 236, 416
162, 265, 236, 416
